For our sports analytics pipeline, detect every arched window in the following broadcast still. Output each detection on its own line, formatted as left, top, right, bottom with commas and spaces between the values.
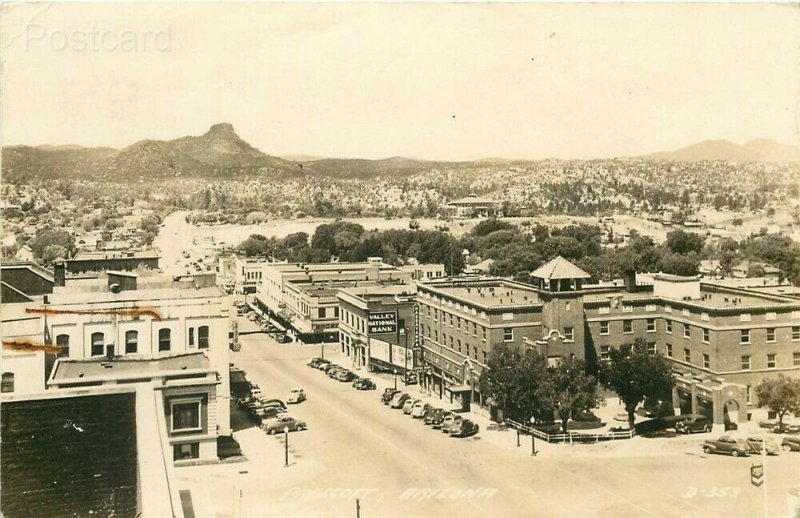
125, 330, 138, 354
158, 328, 171, 352
91, 332, 104, 356
56, 334, 70, 358
1, 372, 14, 393
198, 326, 209, 349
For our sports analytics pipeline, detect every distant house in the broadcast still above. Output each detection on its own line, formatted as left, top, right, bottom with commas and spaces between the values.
464, 258, 495, 275
444, 194, 499, 218
75, 233, 100, 251
732, 260, 782, 280
699, 260, 722, 279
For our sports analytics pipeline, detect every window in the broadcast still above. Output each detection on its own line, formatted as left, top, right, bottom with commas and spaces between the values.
741, 355, 751, 370
188, 327, 195, 346
646, 319, 655, 332
448, 336, 453, 348
746, 386, 752, 405
473, 346, 478, 359
600, 321, 609, 335
623, 320, 632, 333
666, 343, 673, 357
173, 442, 199, 461
434, 331, 438, 342
334, 307, 339, 319
456, 317, 461, 330
125, 330, 138, 354
683, 323, 690, 339
600, 346, 610, 361
1, 372, 14, 393
91, 332, 104, 356
56, 334, 70, 358
793, 326, 800, 341
767, 354, 776, 369
564, 327, 574, 342
318, 308, 325, 318
740, 329, 750, 345
702, 328, 709, 344
766, 328, 776, 343
647, 342, 656, 354
457, 339, 462, 353
198, 326, 209, 349
684, 348, 691, 364
703, 354, 710, 369
794, 352, 800, 366
449, 314, 454, 326
481, 327, 486, 340
472, 322, 477, 336
159, 328, 171, 352
171, 401, 201, 432
503, 328, 513, 342
482, 351, 487, 363
666, 320, 672, 334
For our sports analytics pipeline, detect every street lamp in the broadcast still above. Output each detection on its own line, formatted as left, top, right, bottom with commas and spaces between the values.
284, 426, 289, 467
393, 368, 398, 390
529, 416, 537, 456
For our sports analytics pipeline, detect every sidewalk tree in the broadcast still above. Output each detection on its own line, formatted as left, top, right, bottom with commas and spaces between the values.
600, 338, 674, 431
539, 358, 601, 434
479, 343, 547, 422
755, 375, 800, 428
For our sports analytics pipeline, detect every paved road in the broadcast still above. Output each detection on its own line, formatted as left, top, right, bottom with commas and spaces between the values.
231, 332, 800, 518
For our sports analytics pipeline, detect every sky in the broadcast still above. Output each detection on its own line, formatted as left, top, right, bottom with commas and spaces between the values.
1, 3, 799, 161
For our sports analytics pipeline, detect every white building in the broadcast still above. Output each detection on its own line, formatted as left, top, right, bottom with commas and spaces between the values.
1, 302, 48, 395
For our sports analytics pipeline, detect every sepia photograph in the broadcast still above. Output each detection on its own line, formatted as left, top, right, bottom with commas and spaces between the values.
1, 2, 800, 517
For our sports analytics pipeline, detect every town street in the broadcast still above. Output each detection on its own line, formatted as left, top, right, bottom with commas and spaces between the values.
222, 331, 800, 518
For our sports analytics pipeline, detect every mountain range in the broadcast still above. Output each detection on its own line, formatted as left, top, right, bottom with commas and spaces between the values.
2, 124, 798, 181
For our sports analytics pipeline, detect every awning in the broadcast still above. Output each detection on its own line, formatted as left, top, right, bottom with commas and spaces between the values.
447, 385, 472, 393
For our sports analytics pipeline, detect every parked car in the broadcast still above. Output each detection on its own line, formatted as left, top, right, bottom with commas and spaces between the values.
307, 358, 325, 368
390, 393, 411, 409
745, 436, 779, 455
450, 418, 480, 438
261, 399, 287, 410
675, 414, 712, 434
327, 366, 345, 378
702, 436, 749, 457
382, 388, 401, 404
410, 401, 431, 418
772, 423, 800, 434
262, 415, 307, 434
257, 406, 287, 420
275, 334, 292, 343
287, 388, 306, 404
781, 436, 800, 452
403, 372, 418, 385
441, 414, 460, 434
316, 360, 332, 371
336, 370, 358, 382
402, 398, 420, 414
424, 408, 446, 427
353, 378, 376, 390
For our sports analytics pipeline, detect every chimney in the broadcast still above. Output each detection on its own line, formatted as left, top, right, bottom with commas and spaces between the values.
54, 260, 66, 287
623, 270, 637, 293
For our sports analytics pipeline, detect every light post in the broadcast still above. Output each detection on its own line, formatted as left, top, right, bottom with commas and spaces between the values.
283, 426, 289, 467
321, 340, 325, 361
393, 368, 398, 390
530, 416, 537, 456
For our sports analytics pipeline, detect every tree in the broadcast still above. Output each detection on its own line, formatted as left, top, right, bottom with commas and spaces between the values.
479, 342, 548, 422
755, 375, 800, 427
600, 338, 674, 431
30, 229, 75, 261
539, 358, 601, 434
666, 229, 704, 255
471, 218, 515, 237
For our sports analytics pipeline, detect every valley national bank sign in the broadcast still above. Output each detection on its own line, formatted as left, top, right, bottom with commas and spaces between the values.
368, 311, 398, 334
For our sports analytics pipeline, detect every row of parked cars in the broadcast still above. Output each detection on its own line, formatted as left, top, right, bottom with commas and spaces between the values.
236, 391, 308, 435
702, 434, 800, 457
307, 357, 378, 390
380, 388, 479, 438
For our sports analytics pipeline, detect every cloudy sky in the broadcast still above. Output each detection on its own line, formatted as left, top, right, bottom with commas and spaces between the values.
2, 3, 798, 160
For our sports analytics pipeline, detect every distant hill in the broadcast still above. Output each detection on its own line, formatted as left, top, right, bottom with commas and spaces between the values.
281, 154, 327, 162
643, 139, 800, 162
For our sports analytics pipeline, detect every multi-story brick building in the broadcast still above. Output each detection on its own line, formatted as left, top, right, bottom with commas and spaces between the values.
337, 284, 417, 373
417, 256, 800, 428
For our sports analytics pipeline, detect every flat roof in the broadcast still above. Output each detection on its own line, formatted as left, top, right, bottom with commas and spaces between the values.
51, 352, 210, 382
421, 280, 541, 308
582, 286, 798, 310
71, 250, 160, 261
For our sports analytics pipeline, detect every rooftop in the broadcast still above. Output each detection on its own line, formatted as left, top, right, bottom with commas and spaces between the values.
51, 352, 210, 383
582, 285, 799, 310
1, 391, 139, 517
421, 280, 541, 308
531, 256, 591, 280
71, 249, 160, 261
